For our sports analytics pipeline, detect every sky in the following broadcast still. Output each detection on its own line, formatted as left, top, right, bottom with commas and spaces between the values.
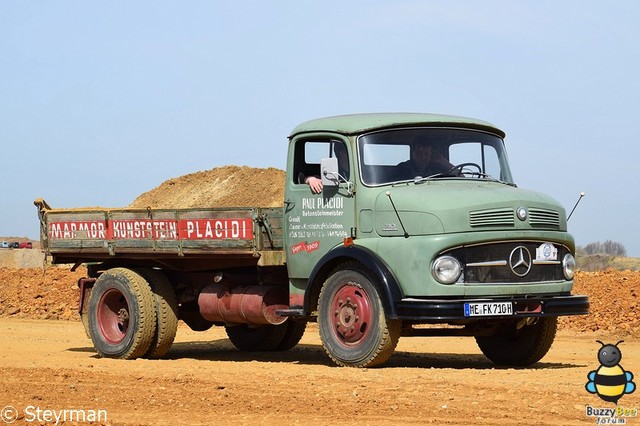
1, 1, 639, 256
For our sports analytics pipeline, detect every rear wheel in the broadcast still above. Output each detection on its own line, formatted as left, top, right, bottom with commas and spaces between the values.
475, 317, 558, 366
79, 279, 95, 338
180, 303, 214, 332
87, 268, 156, 359
135, 268, 179, 359
317, 264, 400, 367
80, 311, 90, 338
275, 319, 307, 351
225, 324, 288, 351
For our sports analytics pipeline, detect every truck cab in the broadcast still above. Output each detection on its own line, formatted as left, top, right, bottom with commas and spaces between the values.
283, 113, 588, 367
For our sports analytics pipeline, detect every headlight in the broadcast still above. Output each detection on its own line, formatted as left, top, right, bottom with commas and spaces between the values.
563, 253, 576, 280
432, 256, 462, 284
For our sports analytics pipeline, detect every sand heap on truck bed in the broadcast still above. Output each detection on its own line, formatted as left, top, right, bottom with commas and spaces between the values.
129, 165, 286, 209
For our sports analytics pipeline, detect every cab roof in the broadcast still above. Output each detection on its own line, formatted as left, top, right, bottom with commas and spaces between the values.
289, 113, 506, 139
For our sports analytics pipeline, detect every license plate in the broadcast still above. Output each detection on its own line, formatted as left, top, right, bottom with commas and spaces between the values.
464, 302, 513, 317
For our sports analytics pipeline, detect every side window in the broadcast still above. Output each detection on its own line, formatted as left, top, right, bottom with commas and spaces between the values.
293, 140, 349, 185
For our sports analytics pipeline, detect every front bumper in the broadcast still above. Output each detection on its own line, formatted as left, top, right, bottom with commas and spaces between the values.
395, 294, 589, 321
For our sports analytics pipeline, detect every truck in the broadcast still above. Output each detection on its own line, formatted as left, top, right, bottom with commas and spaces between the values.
35, 113, 589, 367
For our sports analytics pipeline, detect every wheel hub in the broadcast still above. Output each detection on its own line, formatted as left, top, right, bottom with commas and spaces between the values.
331, 284, 372, 345
97, 288, 130, 344
337, 298, 358, 330
117, 308, 129, 332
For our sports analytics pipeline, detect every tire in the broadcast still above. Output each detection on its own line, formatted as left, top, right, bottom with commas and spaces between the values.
79, 283, 94, 338
180, 305, 214, 332
317, 263, 401, 367
87, 268, 157, 359
225, 323, 288, 351
80, 311, 91, 339
135, 268, 179, 359
475, 317, 558, 366
275, 319, 307, 351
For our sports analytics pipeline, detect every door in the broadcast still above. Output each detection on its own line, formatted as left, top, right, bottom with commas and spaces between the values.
284, 136, 356, 287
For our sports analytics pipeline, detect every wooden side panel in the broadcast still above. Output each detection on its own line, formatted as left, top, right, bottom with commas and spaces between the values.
41, 207, 268, 256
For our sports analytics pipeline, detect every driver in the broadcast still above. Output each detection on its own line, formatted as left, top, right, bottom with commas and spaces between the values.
396, 139, 453, 180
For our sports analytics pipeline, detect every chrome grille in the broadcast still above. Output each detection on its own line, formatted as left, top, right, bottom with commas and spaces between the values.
445, 242, 568, 283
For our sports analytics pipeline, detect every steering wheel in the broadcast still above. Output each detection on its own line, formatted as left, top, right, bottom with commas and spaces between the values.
446, 162, 482, 177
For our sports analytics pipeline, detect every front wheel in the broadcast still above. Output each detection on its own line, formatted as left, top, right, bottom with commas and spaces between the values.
475, 317, 558, 366
318, 264, 400, 367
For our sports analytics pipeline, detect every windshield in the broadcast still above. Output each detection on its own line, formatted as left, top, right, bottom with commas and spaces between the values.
357, 128, 514, 186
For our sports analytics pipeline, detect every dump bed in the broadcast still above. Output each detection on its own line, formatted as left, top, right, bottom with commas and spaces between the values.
34, 199, 284, 269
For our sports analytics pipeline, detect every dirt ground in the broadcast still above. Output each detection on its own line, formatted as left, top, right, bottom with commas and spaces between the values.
0, 320, 638, 426
0, 268, 639, 426
0, 319, 635, 426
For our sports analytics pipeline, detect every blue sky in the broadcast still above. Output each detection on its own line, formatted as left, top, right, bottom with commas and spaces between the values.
2, 1, 639, 256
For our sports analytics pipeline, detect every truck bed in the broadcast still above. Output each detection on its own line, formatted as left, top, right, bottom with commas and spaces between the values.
35, 199, 284, 269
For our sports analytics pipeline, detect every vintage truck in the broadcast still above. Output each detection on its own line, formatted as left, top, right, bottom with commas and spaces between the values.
35, 113, 589, 367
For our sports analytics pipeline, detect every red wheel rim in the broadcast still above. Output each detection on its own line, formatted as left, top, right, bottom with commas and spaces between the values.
97, 288, 130, 344
329, 283, 373, 347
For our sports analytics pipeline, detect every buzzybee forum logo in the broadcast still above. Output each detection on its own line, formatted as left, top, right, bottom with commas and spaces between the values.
586, 340, 636, 404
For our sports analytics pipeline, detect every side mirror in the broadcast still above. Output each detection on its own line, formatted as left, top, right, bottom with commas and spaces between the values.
321, 157, 339, 187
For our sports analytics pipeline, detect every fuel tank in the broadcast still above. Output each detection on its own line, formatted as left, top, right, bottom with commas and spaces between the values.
197, 283, 288, 325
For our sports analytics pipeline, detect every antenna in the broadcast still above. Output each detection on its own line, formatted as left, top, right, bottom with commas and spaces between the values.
567, 192, 585, 221
385, 191, 409, 238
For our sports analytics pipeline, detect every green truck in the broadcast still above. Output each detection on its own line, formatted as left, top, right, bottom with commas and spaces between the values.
35, 113, 588, 367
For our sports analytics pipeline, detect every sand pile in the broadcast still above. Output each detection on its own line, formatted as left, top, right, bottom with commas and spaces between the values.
129, 165, 285, 209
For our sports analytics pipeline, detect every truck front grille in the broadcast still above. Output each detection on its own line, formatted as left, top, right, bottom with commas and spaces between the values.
446, 241, 568, 284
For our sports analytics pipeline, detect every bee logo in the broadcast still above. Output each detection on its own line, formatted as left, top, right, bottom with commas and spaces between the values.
586, 340, 636, 404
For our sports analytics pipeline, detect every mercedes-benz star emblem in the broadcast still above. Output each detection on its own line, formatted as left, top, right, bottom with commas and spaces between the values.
509, 246, 532, 277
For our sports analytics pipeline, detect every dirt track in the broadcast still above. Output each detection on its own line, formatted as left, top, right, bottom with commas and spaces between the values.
0, 268, 639, 425
1, 319, 638, 426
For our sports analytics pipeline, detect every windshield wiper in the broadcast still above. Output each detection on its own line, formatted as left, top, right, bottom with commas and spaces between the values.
413, 172, 516, 186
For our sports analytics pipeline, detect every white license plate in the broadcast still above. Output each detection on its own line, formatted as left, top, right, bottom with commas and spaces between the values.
464, 302, 513, 317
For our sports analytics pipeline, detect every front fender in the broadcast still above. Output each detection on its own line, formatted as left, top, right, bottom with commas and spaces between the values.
305, 244, 404, 319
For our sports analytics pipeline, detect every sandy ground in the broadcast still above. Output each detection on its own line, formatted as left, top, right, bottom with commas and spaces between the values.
0, 266, 639, 425
0, 319, 638, 426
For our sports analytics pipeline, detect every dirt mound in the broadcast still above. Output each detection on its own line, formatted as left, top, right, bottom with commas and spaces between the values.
129, 165, 285, 209
0, 267, 86, 320
1, 267, 639, 337
558, 269, 640, 335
